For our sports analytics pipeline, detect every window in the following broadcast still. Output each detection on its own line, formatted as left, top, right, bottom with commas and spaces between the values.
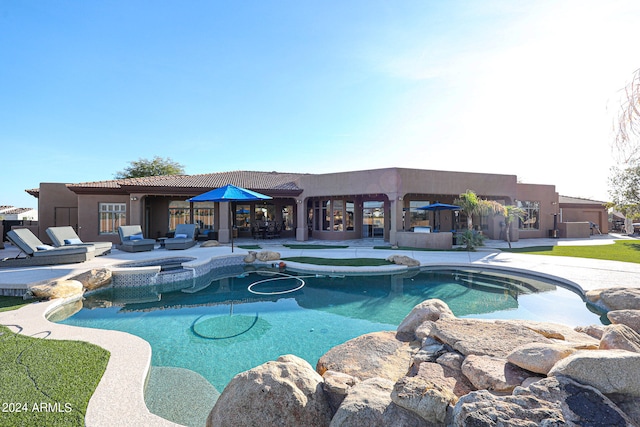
333, 200, 343, 231
169, 201, 215, 231
235, 204, 251, 231
409, 200, 429, 229
346, 201, 354, 231
322, 200, 331, 231
99, 203, 126, 234
518, 201, 540, 230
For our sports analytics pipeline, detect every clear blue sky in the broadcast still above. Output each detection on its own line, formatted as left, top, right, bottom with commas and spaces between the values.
2, 0, 639, 209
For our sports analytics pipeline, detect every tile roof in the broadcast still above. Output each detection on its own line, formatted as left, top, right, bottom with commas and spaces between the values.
559, 195, 607, 205
68, 170, 307, 192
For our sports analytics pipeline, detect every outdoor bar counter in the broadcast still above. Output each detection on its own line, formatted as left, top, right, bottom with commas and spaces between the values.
396, 231, 453, 250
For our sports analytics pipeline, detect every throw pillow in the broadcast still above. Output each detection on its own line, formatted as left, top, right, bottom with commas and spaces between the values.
36, 245, 55, 251
64, 238, 83, 245
174, 233, 188, 238
129, 234, 144, 241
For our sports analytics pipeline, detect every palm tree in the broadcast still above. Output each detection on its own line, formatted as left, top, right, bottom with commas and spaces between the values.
502, 205, 526, 248
455, 190, 480, 230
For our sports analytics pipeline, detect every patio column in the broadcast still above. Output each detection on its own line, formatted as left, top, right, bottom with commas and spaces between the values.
388, 194, 404, 245
295, 198, 308, 241
218, 201, 231, 243
128, 194, 144, 227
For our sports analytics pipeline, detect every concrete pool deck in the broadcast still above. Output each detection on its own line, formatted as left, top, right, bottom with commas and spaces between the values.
1, 234, 640, 426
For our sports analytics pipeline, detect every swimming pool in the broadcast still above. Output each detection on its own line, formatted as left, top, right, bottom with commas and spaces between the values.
55, 266, 603, 424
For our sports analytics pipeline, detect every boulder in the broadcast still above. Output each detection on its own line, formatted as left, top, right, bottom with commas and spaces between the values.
574, 324, 605, 340
549, 350, 640, 396
243, 251, 257, 263
430, 318, 552, 358
410, 337, 448, 369
317, 331, 418, 382
608, 309, 640, 333
207, 354, 332, 427
256, 250, 280, 262
461, 354, 531, 393
391, 364, 458, 424
453, 376, 635, 426
322, 370, 358, 413
599, 324, 640, 353
386, 255, 420, 267
507, 342, 578, 375
200, 240, 220, 247
496, 319, 599, 348
586, 287, 640, 311
330, 377, 426, 427
396, 299, 454, 341
70, 268, 112, 291
28, 279, 84, 299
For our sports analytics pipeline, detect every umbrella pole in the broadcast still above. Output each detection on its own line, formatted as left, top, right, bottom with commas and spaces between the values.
230, 203, 234, 252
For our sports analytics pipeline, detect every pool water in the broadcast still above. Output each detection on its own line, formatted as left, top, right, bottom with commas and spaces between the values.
58, 267, 603, 395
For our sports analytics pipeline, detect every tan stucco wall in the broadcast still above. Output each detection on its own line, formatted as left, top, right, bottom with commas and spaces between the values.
37, 183, 79, 243
561, 206, 609, 234
516, 183, 560, 239
77, 194, 129, 243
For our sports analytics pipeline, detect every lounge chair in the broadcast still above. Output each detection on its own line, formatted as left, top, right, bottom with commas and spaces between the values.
2, 228, 95, 268
117, 225, 156, 252
165, 224, 197, 250
46, 226, 112, 256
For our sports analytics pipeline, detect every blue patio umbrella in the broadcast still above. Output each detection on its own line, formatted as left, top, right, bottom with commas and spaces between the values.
188, 184, 272, 251
417, 203, 461, 232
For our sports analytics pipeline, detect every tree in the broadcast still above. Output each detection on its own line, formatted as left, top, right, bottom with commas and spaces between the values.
454, 190, 504, 250
502, 205, 526, 249
114, 156, 185, 179
610, 69, 640, 215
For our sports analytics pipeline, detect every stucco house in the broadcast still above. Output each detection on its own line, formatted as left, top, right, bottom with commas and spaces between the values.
23, 167, 604, 248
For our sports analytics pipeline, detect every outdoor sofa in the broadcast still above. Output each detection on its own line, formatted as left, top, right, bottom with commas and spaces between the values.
2, 228, 95, 268
165, 223, 197, 250
46, 226, 112, 256
117, 225, 156, 252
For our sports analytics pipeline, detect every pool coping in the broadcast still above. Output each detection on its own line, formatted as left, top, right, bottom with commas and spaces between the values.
2, 239, 640, 426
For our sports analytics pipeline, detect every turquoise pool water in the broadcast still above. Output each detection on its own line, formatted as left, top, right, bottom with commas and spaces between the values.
58, 266, 602, 395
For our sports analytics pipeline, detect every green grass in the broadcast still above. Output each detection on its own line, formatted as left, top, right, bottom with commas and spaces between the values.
501, 240, 640, 263
282, 244, 349, 249
0, 296, 30, 312
282, 256, 393, 266
0, 324, 110, 426
373, 245, 445, 251
237, 244, 262, 250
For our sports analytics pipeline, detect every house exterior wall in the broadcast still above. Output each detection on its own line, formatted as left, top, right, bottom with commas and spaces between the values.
516, 183, 560, 239
37, 183, 79, 242
77, 194, 130, 243
561, 205, 609, 234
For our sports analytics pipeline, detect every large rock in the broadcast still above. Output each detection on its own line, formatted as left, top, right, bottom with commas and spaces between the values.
608, 309, 640, 333
461, 354, 531, 393
330, 377, 426, 427
256, 250, 280, 262
322, 370, 358, 412
207, 354, 332, 427
498, 319, 599, 348
586, 287, 640, 311
574, 324, 605, 340
70, 268, 112, 291
386, 255, 420, 267
507, 342, 578, 375
600, 324, 640, 353
200, 240, 220, 247
28, 279, 84, 299
243, 251, 257, 263
453, 376, 635, 426
549, 350, 640, 396
396, 299, 454, 341
317, 331, 418, 382
430, 318, 552, 358
391, 363, 458, 424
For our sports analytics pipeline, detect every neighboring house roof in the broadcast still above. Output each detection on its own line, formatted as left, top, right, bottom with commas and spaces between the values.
65, 170, 307, 196
559, 195, 607, 205
1, 207, 34, 215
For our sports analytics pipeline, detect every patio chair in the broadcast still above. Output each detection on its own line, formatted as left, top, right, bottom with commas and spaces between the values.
117, 225, 156, 252
165, 224, 197, 250
2, 228, 95, 268
46, 226, 112, 256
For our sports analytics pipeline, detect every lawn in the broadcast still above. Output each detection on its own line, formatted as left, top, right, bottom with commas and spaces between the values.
0, 296, 30, 312
0, 324, 110, 426
282, 244, 349, 249
282, 257, 393, 266
501, 240, 640, 263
